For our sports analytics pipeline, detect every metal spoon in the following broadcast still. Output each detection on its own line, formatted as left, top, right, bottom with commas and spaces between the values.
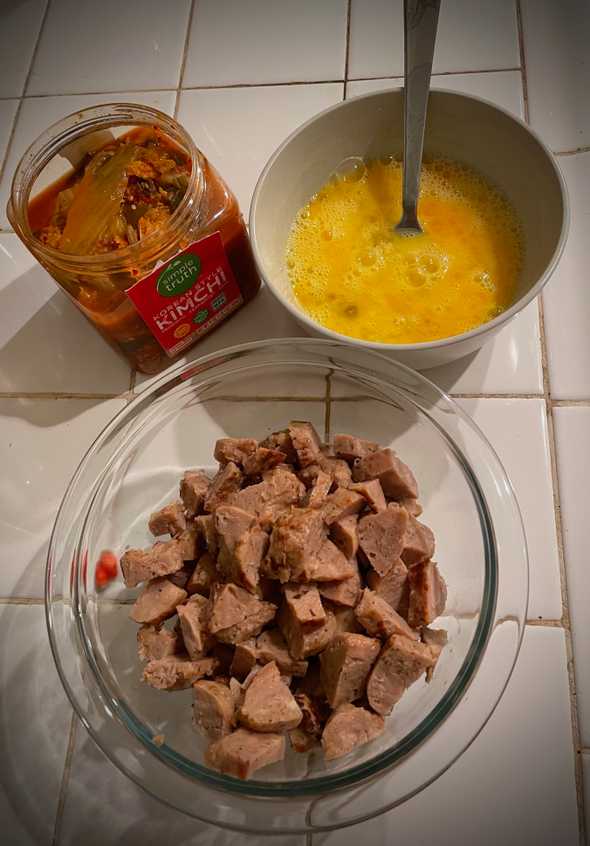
396, 0, 441, 236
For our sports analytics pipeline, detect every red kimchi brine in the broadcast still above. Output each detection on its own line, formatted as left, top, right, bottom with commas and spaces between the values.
8, 104, 261, 373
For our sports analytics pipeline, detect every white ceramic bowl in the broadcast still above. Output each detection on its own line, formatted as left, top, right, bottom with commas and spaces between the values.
249, 88, 568, 370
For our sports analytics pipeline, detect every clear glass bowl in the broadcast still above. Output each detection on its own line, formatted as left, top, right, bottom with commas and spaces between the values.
46, 339, 528, 834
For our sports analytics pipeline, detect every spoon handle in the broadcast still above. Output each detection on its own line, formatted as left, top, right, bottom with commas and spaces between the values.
401, 0, 441, 229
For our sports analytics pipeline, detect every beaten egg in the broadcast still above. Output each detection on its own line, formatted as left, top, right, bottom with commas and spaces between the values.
286, 158, 523, 344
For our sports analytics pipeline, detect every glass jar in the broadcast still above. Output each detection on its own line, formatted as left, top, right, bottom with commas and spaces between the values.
7, 103, 261, 374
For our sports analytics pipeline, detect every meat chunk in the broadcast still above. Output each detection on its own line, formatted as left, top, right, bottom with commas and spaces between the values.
350, 480, 387, 513
306, 539, 356, 583
259, 429, 298, 464
177, 526, 199, 561
142, 655, 217, 690
242, 447, 286, 476
322, 488, 366, 526
208, 583, 276, 644
267, 508, 326, 583
254, 629, 307, 676
367, 634, 435, 715
407, 561, 447, 627
366, 558, 409, 614
238, 661, 302, 732
318, 559, 362, 608
288, 420, 323, 467
206, 728, 285, 779
214, 437, 258, 466
215, 504, 255, 550
331, 605, 363, 634
330, 514, 359, 558
130, 578, 187, 625
289, 727, 316, 753
137, 624, 181, 661
354, 588, 418, 641
319, 454, 353, 488
321, 704, 384, 761
228, 466, 304, 527
177, 594, 212, 659
230, 639, 258, 679
352, 448, 418, 500
358, 504, 409, 577
186, 551, 217, 596
121, 539, 184, 588
215, 505, 268, 592
320, 633, 380, 708
400, 497, 423, 517
204, 462, 243, 512
180, 470, 210, 516
148, 501, 187, 537
284, 583, 326, 628
168, 562, 194, 589
307, 470, 333, 508
421, 626, 448, 682
333, 433, 379, 462
195, 514, 218, 555
402, 514, 435, 566
193, 679, 236, 740
278, 604, 336, 660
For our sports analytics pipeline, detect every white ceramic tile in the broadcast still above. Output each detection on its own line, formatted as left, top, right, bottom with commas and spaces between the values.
554, 407, 590, 747
457, 398, 561, 620
177, 83, 343, 216
347, 69, 524, 118
28, 0, 191, 96
0, 90, 175, 230
0, 397, 125, 598
61, 725, 305, 846
521, 0, 590, 151
348, 0, 519, 80
0, 605, 72, 846
313, 626, 578, 846
0, 235, 131, 393
184, 0, 347, 86
0, 0, 47, 97
0, 99, 19, 172
544, 152, 590, 400
583, 752, 590, 843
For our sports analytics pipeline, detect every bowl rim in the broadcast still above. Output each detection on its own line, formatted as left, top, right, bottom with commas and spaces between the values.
249, 86, 570, 352
45, 338, 528, 822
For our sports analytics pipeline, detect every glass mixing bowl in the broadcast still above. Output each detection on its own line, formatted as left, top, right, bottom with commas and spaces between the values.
46, 339, 528, 834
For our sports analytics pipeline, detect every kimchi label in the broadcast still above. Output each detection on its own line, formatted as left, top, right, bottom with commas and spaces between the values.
126, 232, 243, 357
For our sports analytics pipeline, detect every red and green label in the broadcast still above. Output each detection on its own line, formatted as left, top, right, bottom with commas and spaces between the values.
126, 232, 243, 357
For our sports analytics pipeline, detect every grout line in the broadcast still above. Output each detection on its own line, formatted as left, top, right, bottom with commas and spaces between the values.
51, 714, 78, 846
128, 367, 137, 395
450, 391, 543, 400
517, 10, 587, 833
552, 400, 590, 408
324, 371, 333, 442
526, 618, 563, 627
555, 145, 590, 157
343, 0, 352, 99
175, 0, 197, 118
0, 596, 44, 605
15, 86, 178, 101
0, 391, 127, 400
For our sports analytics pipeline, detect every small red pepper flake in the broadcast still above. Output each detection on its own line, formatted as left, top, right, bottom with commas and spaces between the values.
95, 549, 118, 591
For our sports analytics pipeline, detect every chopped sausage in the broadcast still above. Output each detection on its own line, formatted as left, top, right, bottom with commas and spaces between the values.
177, 526, 199, 561
407, 561, 447, 627
322, 488, 366, 526
321, 704, 384, 761
306, 539, 356, 582
350, 479, 387, 513
318, 559, 362, 608
137, 624, 181, 661
180, 470, 210, 516
142, 655, 217, 690
238, 661, 302, 732
214, 437, 258, 466
177, 594, 212, 659
130, 577, 187, 625
320, 633, 381, 708
204, 462, 243, 512
306, 470, 333, 508
229, 466, 304, 527
195, 514, 218, 555
288, 420, 323, 467
352, 448, 418, 500
148, 501, 187, 537
421, 626, 448, 682
330, 514, 359, 558
367, 634, 435, 715
230, 639, 258, 680
365, 558, 409, 614
333, 434, 379, 462
402, 514, 435, 565
259, 429, 298, 464
331, 605, 363, 634
358, 504, 409, 577
208, 583, 276, 644
267, 508, 326, 583
319, 454, 353, 488
278, 603, 336, 660
186, 551, 217, 596
289, 727, 316, 753
400, 497, 423, 517
121, 539, 184, 588
193, 679, 236, 740
354, 588, 418, 641
242, 447, 287, 476
216, 505, 268, 592
284, 583, 326, 627
206, 728, 285, 779
168, 562, 194, 589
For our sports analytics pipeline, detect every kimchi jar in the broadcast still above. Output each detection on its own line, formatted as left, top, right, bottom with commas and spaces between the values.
7, 104, 261, 374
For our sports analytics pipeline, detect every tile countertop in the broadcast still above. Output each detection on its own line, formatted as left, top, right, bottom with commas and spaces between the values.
0, 0, 588, 844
